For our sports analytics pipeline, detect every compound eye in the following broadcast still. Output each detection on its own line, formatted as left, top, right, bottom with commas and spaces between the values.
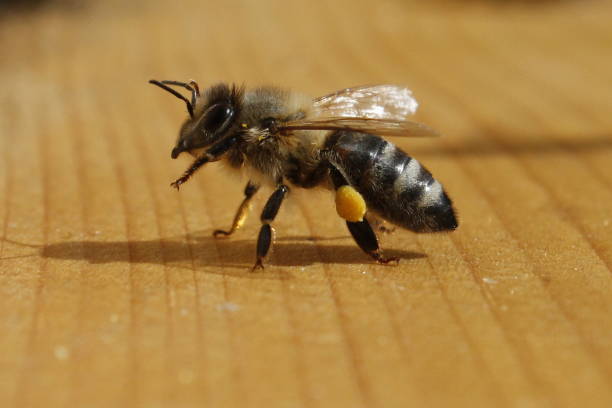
203, 103, 234, 133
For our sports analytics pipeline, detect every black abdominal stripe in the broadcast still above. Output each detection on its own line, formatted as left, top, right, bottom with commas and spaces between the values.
330, 131, 458, 233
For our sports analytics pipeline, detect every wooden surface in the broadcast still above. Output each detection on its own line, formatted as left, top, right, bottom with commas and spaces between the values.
1, 0, 612, 407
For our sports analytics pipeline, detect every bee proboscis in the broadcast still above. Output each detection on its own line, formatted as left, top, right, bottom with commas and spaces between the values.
150, 80, 458, 270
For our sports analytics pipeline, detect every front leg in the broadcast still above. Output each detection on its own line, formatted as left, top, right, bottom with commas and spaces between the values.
252, 184, 289, 271
171, 135, 239, 189
214, 181, 260, 238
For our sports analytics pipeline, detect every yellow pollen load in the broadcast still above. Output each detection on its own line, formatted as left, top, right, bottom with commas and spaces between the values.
335, 185, 367, 222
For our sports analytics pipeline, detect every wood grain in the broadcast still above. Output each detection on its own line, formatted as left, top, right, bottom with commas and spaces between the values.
1, 0, 611, 407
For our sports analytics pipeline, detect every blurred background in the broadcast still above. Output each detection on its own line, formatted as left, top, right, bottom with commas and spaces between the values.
1, 0, 611, 407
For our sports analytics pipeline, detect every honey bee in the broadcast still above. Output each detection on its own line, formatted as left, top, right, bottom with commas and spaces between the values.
149, 80, 458, 270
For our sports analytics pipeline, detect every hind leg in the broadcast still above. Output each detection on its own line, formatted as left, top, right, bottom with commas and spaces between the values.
346, 219, 399, 264
328, 164, 398, 265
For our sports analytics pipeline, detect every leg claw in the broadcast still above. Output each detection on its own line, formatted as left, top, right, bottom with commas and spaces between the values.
213, 229, 231, 238
375, 256, 400, 265
252, 259, 265, 272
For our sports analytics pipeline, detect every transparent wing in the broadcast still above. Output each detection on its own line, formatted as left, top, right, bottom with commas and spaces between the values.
279, 117, 440, 138
280, 85, 437, 137
312, 85, 419, 120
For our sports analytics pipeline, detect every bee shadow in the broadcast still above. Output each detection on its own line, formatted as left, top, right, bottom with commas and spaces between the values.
40, 232, 425, 273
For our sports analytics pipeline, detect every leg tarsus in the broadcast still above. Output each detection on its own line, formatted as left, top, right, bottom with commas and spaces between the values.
253, 224, 273, 270
213, 182, 259, 239
346, 219, 399, 265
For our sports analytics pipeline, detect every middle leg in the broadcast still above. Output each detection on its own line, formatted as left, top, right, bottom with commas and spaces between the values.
252, 183, 289, 271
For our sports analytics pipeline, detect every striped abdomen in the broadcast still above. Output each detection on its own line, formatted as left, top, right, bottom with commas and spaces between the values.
328, 131, 457, 232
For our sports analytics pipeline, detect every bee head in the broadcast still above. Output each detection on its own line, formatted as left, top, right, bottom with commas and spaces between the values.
149, 80, 243, 159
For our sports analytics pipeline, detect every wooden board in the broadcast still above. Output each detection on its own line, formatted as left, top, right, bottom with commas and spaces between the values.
1, 0, 611, 407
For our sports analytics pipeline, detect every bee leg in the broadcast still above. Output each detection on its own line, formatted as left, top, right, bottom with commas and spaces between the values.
378, 225, 396, 234
346, 219, 399, 265
213, 182, 260, 238
170, 135, 239, 189
366, 214, 396, 234
328, 163, 398, 265
252, 184, 289, 271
